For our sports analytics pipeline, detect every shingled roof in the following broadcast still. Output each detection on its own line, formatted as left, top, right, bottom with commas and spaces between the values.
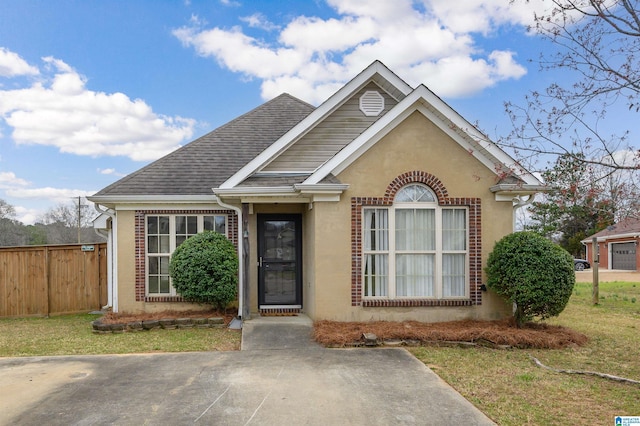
93, 94, 315, 196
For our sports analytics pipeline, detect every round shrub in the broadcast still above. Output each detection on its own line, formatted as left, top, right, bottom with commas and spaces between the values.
485, 231, 575, 327
169, 231, 238, 311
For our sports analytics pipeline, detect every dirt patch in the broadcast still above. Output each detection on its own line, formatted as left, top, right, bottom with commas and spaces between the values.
100, 310, 235, 325
314, 318, 588, 349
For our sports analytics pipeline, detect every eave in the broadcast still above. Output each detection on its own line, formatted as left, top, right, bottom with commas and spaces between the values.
213, 183, 349, 203
489, 184, 547, 202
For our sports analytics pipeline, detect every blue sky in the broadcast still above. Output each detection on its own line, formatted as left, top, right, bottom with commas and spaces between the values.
0, 0, 599, 224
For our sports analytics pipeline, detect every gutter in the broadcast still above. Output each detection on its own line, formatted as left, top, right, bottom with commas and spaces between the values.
94, 204, 118, 312
214, 195, 245, 322
512, 194, 535, 232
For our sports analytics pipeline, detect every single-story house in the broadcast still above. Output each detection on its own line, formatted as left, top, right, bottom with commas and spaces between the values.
89, 60, 544, 322
581, 217, 640, 271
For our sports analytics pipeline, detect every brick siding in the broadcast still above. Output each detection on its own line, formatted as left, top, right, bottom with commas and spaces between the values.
351, 171, 482, 307
134, 209, 238, 302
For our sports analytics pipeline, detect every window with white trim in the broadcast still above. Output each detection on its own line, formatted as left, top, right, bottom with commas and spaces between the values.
363, 184, 468, 299
146, 214, 226, 296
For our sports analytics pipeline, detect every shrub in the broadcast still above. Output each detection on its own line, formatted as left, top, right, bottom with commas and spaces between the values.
169, 231, 238, 311
485, 231, 575, 327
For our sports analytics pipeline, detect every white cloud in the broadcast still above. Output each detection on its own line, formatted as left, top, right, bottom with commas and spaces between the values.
240, 13, 280, 31
0, 171, 30, 189
0, 47, 39, 77
6, 187, 96, 203
97, 167, 126, 177
0, 54, 195, 161
173, 0, 541, 104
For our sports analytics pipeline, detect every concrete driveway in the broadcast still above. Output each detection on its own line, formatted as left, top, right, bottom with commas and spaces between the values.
0, 316, 495, 425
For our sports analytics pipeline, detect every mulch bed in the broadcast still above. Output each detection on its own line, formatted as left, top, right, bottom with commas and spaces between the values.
314, 318, 588, 349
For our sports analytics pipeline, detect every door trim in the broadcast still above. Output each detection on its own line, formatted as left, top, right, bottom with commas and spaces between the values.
257, 214, 303, 306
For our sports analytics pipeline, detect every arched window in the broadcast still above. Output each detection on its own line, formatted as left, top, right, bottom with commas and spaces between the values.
362, 184, 468, 299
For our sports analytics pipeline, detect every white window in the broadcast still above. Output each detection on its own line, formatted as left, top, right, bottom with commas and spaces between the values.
363, 184, 468, 299
146, 214, 226, 296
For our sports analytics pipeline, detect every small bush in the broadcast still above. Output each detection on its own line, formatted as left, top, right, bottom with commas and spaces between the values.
169, 231, 238, 310
485, 231, 575, 327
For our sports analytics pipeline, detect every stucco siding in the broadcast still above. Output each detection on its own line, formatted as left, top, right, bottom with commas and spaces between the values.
311, 110, 513, 321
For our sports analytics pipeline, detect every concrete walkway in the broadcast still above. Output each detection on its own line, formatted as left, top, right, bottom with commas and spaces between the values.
0, 315, 495, 425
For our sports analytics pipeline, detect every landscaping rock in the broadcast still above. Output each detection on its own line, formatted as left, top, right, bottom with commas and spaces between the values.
159, 319, 177, 329
127, 321, 143, 331
142, 320, 160, 330
176, 318, 194, 328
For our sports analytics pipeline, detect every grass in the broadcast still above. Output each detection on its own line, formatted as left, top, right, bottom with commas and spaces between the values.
0, 314, 241, 357
409, 280, 640, 425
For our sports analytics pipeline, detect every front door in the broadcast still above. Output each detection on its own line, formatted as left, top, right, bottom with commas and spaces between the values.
257, 214, 302, 307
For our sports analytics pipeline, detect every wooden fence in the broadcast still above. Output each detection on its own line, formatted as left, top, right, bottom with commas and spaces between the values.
0, 243, 107, 318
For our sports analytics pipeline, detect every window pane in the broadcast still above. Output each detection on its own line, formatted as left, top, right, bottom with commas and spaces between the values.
148, 276, 159, 294
176, 235, 186, 247
443, 209, 466, 250
187, 216, 197, 234
147, 216, 158, 234
148, 257, 158, 274
364, 254, 388, 296
158, 216, 169, 234
176, 216, 186, 234
364, 209, 388, 251
396, 254, 434, 296
395, 184, 435, 202
205, 215, 226, 234
159, 236, 170, 253
215, 216, 226, 234
396, 209, 434, 250
159, 256, 169, 275
159, 276, 170, 293
443, 254, 466, 296
147, 236, 158, 253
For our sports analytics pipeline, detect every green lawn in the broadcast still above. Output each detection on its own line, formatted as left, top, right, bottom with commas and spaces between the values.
0, 314, 241, 356
410, 280, 640, 425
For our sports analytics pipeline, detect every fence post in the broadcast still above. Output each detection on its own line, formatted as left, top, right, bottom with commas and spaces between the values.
44, 246, 50, 317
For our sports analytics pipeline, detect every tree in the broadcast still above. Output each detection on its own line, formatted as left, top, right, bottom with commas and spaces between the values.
0, 199, 28, 246
505, 0, 640, 174
0, 198, 16, 219
486, 231, 575, 327
527, 153, 616, 255
38, 198, 97, 244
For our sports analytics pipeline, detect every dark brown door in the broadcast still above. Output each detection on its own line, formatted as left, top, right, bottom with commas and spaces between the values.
257, 214, 302, 306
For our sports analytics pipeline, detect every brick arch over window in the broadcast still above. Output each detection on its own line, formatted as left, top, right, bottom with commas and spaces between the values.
351, 171, 482, 307
384, 171, 449, 203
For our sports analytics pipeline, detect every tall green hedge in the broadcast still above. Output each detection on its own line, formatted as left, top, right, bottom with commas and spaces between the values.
169, 231, 238, 311
485, 231, 575, 327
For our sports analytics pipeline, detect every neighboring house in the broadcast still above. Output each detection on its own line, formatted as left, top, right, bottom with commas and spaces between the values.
581, 217, 640, 271
89, 61, 544, 322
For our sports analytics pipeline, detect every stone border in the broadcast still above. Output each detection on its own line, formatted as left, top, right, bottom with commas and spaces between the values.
92, 317, 226, 334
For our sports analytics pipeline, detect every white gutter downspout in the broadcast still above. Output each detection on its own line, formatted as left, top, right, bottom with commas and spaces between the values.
215, 196, 244, 320
94, 204, 118, 312
512, 195, 535, 231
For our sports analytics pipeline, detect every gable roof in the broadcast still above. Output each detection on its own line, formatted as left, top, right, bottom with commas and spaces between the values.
90, 94, 314, 199
584, 217, 640, 242
219, 60, 413, 189
221, 60, 543, 192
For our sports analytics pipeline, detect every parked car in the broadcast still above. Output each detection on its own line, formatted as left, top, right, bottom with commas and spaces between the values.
574, 259, 591, 271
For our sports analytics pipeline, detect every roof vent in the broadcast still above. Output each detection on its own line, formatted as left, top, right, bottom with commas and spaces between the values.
359, 90, 384, 116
